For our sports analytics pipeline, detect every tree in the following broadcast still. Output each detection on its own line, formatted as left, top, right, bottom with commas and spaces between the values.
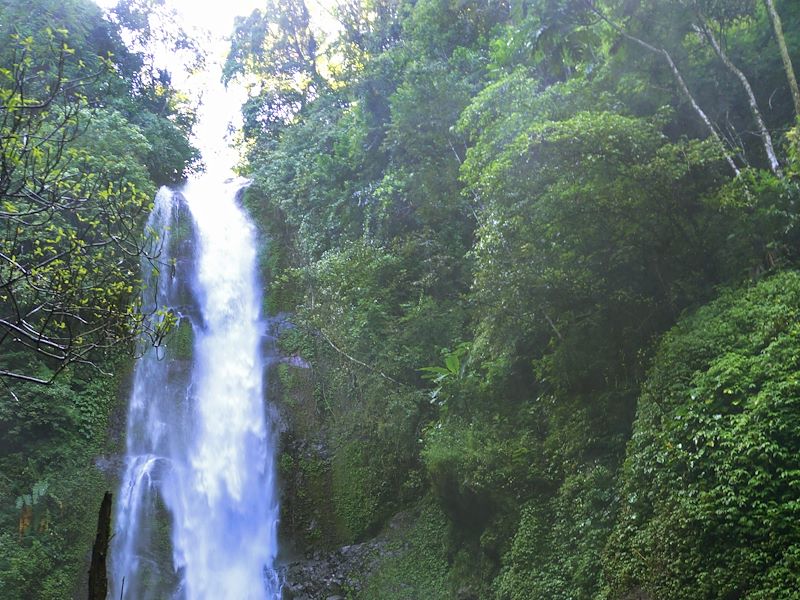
763, 0, 800, 118
686, 1, 782, 175
225, 0, 324, 136
587, 0, 743, 175
0, 20, 176, 386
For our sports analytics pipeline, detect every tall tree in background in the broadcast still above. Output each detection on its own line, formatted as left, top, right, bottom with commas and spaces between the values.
763, 0, 800, 118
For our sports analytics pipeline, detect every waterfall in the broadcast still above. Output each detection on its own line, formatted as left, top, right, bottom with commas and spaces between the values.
111, 175, 280, 599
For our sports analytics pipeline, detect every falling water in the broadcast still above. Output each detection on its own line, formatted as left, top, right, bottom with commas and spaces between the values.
111, 175, 280, 599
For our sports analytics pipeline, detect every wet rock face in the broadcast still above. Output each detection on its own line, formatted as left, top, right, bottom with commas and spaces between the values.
167, 192, 202, 326
279, 539, 388, 600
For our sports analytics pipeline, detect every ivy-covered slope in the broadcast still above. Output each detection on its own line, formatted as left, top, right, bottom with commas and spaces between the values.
605, 271, 800, 599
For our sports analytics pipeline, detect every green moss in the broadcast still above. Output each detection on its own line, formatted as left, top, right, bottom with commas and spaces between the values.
168, 317, 194, 360
278, 448, 342, 548
128, 494, 180, 596
421, 416, 543, 531
0, 352, 132, 599
494, 464, 617, 600
166, 203, 194, 259
332, 440, 389, 542
241, 186, 303, 317
356, 500, 452, 600
276, 361, 320, 440
278, 451, 295, 477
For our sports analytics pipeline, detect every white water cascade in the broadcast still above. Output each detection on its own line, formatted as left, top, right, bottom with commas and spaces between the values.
110, 175, 281, 599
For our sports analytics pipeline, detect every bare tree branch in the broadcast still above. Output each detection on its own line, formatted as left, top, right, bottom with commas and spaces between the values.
0, 41, 169, 384
316, 326, 406, 387
585, 1, 741, 176
693, 21, 782, 176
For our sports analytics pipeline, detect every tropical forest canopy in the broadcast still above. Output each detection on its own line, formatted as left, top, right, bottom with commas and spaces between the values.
1, 0, 800, 598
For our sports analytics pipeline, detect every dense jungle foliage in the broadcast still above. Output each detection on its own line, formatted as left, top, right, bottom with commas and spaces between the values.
0, 0, 197, 596
2, 0, 800, 598
223, 0, 800, 598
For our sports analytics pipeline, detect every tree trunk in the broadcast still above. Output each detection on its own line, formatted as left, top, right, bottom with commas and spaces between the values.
88, 492, 112, 600
764, 0, 800, 119
695, 22, 782, 176
587, 2, 741, 176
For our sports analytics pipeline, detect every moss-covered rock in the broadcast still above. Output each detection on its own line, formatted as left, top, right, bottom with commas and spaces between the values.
166, 317, 194, 361
354, 500, 451, 600
331, 439, 392, 543
0, 353, 133, 599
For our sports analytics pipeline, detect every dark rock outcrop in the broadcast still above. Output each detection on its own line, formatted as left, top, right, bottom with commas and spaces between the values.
279, 538, 390, 600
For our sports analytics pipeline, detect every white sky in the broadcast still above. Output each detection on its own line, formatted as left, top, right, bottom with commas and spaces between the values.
93, 0, 339, 173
